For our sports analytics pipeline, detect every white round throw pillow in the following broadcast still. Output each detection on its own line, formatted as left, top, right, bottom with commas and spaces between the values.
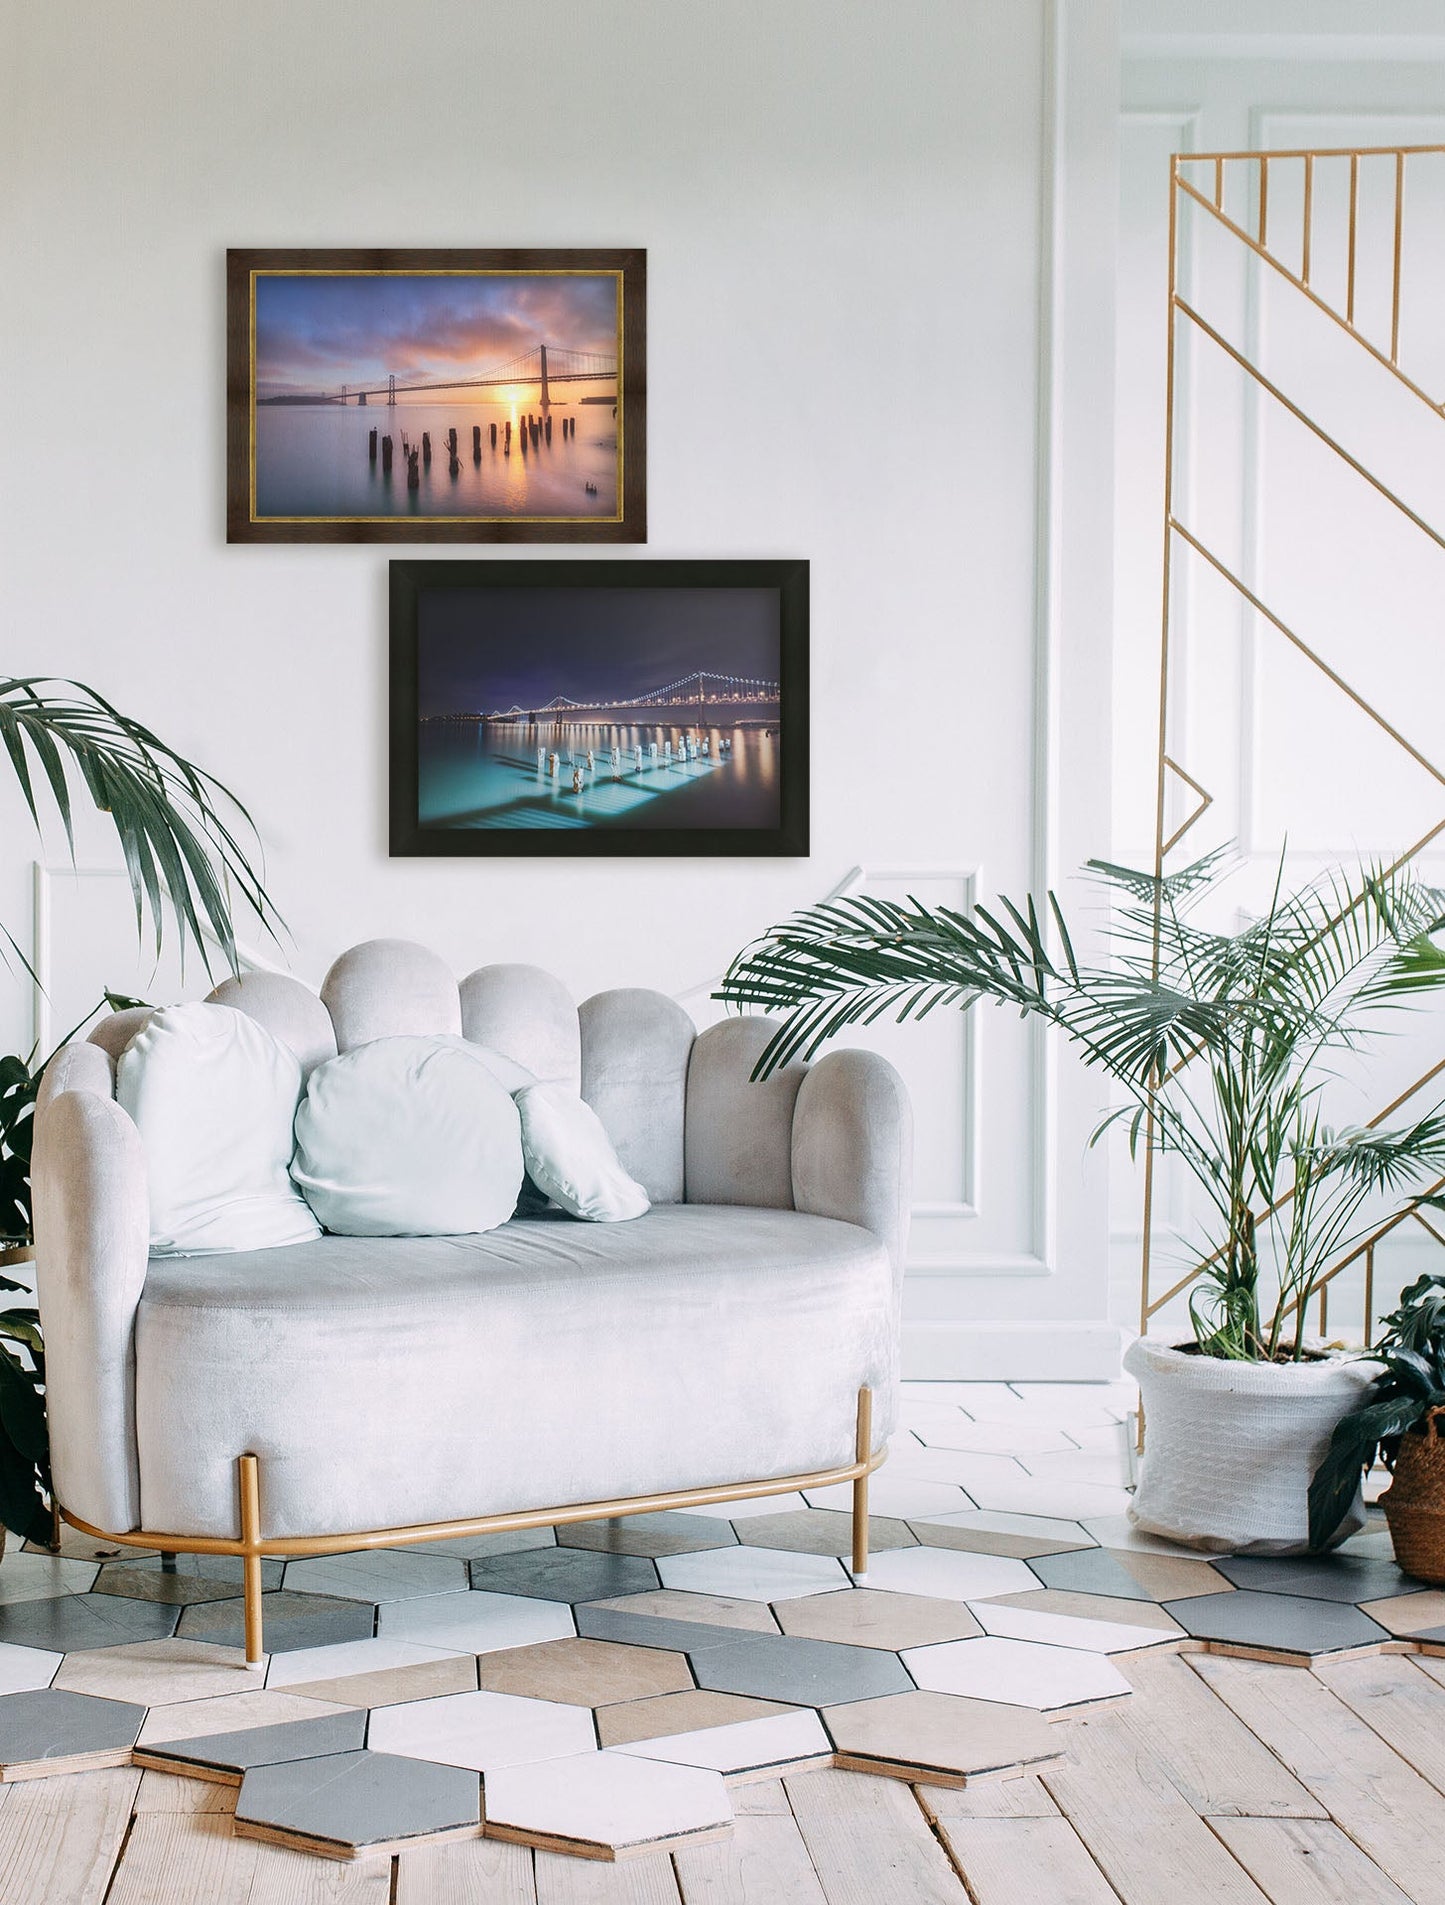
515, 1083, 650, 1222
116, 1002, 321, 1256
293, 1035, 524, 1236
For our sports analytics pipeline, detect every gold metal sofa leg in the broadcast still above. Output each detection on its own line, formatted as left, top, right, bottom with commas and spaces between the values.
238, 1453, 265, 1666
852, 1386, 872, 1583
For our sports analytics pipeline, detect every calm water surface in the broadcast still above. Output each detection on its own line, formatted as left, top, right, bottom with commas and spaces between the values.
255, 398, 618, 519
420, 719, 780, 832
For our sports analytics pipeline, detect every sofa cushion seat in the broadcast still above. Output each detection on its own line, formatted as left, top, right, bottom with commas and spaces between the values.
133, 1204, 897, 1540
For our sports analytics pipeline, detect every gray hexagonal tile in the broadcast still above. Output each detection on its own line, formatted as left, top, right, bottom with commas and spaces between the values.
135, 1709, 368, 1782
0, 1687, 146, 1777
234, 1748, 481, 1856
691, 1632, 913, 1706
557, 1514, 738, 1558
468, 1548, 659, 1604
0, 1593, 179, 1654
282, 1551, 469, 1604
178, 1591, 374, 1654
1162, 1590, 1391, 1658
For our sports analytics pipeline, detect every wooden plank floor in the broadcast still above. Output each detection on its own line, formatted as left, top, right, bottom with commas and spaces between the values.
20, 1651, 1445, 1903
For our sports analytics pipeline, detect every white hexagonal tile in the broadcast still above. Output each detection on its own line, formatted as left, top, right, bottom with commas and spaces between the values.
367, 1688, 595, 1771
611, 1708, 832, 1777
914, 1419, 1080, 1456
955, 1474, 1133, 1520
967, 1601, 1181, 1654
656, 1548, 849, 1604
379, 1589, 574, 1654
681, 1494, 809, 1521
863, 1547, 1039, 1603
265, 1637, 466, 1690
0, 1641, 62, 1693
484, 1749, 732, 1857
903, 1635, 1130, 1710
913, 1510, 1096, 1549
282, 1551, 470, 1603
1077, 1516, 1210, 1558
802, 1479, 972, 1519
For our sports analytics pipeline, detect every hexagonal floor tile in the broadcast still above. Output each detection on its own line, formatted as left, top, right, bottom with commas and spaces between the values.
468, 1549, 659, 1604
731, 1509, 917, 1558
902, 1636, 1130, 1711
378, 1590, 574, 1656
1162, 1591, 1391, 1659
1358, 1590, 1445, 1636
612, 1707, 832, 1778
483, 1750, 732, 1860
265, 1636, 466, 1689
862, 1547, 1039, 1603
136, 1689, 351, 1747
282, 1551, 469, 1604
1212, 1554, 1414, 1605
913, 1419, 1080, 1456
95, 1553, 284, 1596
823, 1689, 1063, 1785
0, 1686, 146, 1777
279, 1656, 479, 1711
557, 1514, 738, 1558
408, 1529, 556, 1559
135, 1709, 368, 1782
597, 1690, 794, 1748
93, 1563, 270, 1608
53, 1638, 260, 1705
235, 1748, 481, 1858
657, 1547, 850, 1604
775, 1588, 982, 1651
0, 1592, 180, 1654
680, 1493, 809, 1521
368, 1688, 595, 1770
0, 1554, 100, 1604
968, 1595, 1182, 1654
178, 1591, 374, 1654
692, 1633, 913, 1707
905, 1510, 1095, 1560
472, 1637, 692, 1707
0, 1641, 61, 1695
578, 1606, 787, 1658
1018, 1546, 1216, 1603
950, 1476, 1134, 1521
587, 1590, 780, 1635
804, 1479, 972, 1521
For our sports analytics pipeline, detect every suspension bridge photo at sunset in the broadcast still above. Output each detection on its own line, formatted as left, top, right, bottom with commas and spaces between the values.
227, 248, 646, 541
389, 559, 810, 857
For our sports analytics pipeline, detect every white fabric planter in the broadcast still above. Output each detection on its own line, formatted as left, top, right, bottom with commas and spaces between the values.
1125, 1335, 1380, 1555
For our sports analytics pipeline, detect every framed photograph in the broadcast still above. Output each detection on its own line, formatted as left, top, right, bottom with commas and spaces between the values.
389, 560, 809, 857
226, 248, 645, 543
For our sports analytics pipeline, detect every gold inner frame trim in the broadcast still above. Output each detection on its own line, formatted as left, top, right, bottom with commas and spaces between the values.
62, 1387, 883, 1665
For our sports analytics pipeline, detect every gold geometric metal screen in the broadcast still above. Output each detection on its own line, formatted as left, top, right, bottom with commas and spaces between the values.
1140, 143, 1445, 1348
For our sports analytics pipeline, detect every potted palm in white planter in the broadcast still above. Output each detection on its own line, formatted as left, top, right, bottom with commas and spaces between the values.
719, 851, 1445, 1554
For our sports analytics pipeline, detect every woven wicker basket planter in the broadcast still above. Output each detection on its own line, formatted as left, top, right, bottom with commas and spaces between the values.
1382, 1408, 1445, 1587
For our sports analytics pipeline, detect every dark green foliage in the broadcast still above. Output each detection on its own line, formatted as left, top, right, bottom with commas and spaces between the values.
720, 850, 1445, 1361
1309, 1273, 1445, 1551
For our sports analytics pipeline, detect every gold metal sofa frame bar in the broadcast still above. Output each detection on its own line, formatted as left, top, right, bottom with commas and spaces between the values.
63, 1388, 881, 1665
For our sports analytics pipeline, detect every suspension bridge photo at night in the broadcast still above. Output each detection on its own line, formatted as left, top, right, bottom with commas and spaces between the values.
389, 560, 810, 857
226, 249, 647, 542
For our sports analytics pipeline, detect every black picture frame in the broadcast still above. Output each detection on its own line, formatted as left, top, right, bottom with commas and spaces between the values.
389, 559, 809, 857
227, 247, 646, 543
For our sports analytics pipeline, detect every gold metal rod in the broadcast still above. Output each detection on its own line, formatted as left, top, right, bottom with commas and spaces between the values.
1410, 1210, 1445, 1249
1392, 149, 1405, 364
62, 1442, 890, 1566
1169, 518, 1445, 790
1258, 155, 1269, 246
1301, 154, 1314, 284
1179, 141, 1445, 162
852, 1387, 873, 1579
1347, 152, 1359, 325
1174, 177, 1445, 418
1160, 755, 1214, 855
1142, 159, 1184, 1346
1364, 1245, 1375, 1347
1214, 156, 1224, 210
1318, 1281, 1328, 1337
1175, 295, 1445, 561
238, 1454, 263, 1667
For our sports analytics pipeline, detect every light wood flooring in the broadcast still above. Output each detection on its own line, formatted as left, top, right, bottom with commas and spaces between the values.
16, 1642, 1445, 1904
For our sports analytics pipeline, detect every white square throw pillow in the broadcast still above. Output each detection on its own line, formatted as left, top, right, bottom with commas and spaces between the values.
293, 1035, 524, 1236
116, 1002, 321, 1256
516, 1083, 650, 1222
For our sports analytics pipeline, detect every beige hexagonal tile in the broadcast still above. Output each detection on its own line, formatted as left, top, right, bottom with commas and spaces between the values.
1358, 1590, 1445, 1636
823, 1689, 1064, 1786
281, 1654, 480, 1710
53, 1639, 264, 1705
776, 1588, 982, 1651
733, 1509, 917, 1557
483, 1750, 733, 1859
587, 1590, 779, 1635
474, 1637, 692, 1707
136, 1689, 354, 1746
597, 1690, 795, 1748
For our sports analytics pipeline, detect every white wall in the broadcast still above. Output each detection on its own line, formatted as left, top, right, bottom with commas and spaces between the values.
1113, 6, 1445, 1333
0, 0, 1119, 1377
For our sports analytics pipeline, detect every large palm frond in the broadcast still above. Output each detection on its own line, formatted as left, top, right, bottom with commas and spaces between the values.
0, 677, 284, 977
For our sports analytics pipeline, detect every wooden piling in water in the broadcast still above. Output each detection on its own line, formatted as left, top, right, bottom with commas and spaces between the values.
473, 425, 482, 459
545, 415, 552, 443
368, 428, 377, 461
381, 435, 393, 472
490, 421, 498, 447
407, 448, 420, 491
423, 432, 431, 464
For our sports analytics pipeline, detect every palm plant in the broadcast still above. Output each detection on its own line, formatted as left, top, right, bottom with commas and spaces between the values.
0, 675, 282, 1541
718, 851, 1445, 1362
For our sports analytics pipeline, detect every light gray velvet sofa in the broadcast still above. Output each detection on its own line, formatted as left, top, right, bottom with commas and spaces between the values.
31, 939, 911, 1661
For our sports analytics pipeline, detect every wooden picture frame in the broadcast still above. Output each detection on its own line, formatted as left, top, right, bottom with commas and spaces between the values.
226, 248, 646, 543
389, 559, 809, 858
